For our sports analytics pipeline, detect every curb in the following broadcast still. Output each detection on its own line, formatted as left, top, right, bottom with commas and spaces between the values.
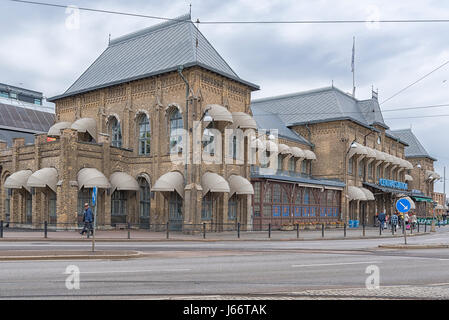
0, 250, 144, 261
378, 244, 449, 249
0, 232, 429, 243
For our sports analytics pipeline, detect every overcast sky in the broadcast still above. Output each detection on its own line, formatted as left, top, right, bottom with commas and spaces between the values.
1, 0, 448, 195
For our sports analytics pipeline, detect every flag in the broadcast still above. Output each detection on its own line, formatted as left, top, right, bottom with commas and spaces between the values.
351, 36, 355, 72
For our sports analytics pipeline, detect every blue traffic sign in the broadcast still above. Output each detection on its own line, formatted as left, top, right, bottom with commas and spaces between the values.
396, 198, 411, 213
92, 187, 97, 206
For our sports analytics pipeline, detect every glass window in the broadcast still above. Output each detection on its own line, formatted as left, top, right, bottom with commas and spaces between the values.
169, 109, 183, 153
110, 117, 122, 148
264, 185, 272, 202
289, 157, 295, 172
25, 191, 32, 224
49, 191, 57, 224
201, 193, 213, 220
139, 178, 151, 226
348, 158, 353, 174
138, 115, 151, 155
34, 98, 42, 105
277, 155, 283, 171
228, 195, 237, 220
368, 163, 373, 179
304, 189, 310, 204
301, 160, 308, 174
295, 190, 302, 204
5, 188, 11, 222
273, 185, 281, 203
9, 92, 17, 99
254, 182, 260, 203
111, 191, 127, 224
202, 126, 215, 156
0, 91, 8, 98
376, 165, 381, 180
358, 160, 364, 177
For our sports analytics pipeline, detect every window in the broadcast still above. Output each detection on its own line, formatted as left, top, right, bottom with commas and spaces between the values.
348, 158, 353, 174
0, 91, 8, 98
273, 185, 281, 203
301, 160, 308, 174
254, 182, 260, 203
25, 192, 32, 224
169, 109, 183, 153
288, 157, 295, 172
5, 188, 11, 222
34, 98, 42, 105
260, 151, 270, 168
277, 155, 283, 171
111, 191, 127, 224
376, 165, 381, 180
228, 195, 237, 220
229, 134, 237, 160
139, 178, 151, 227
110, 117, 122, 148
358, 160, 364, 178
49, 191, 57, 224
202, 193, 213, 220
202, 126, 216, 156
368, 163, 373, 179
138, 115, 151, 155
304, 189, 310, 204
9, 92, 17, 99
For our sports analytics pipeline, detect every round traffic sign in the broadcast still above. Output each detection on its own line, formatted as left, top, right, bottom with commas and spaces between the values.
396, 197, 411, 213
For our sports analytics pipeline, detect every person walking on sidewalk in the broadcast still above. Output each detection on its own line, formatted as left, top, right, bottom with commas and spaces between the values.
80, 203, 94, 236
391, 212, 399, 232
378, 212, 386, 230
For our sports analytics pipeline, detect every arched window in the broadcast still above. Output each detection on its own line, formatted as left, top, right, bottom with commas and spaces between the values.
202, 192, 213, 220
49, 191, 56, 224
288, 157, 295, 172
138, 115, 151, 155
169, 109, 183, 153
109, 117, 122, 148
139, 178, 151, 227
111, 190, 127, 224
228, 194, 238, 220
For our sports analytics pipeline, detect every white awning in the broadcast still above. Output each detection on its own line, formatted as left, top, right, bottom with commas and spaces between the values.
403, 196, 416, 210
382, 152, 394, 165
403, 160, 413, 169
374, 149, 385, 161
391, 156, 402, 166
426, 170, 440, 181
265, 140, 278, 153
71, 118, 97, 140
250, 137, 265, 150
152, 171, 184, 198
228, 175, 254, 196
303, 150, 316, 160
201, 172, 230, 194
231, 112, 257, 130
404, 174, 413, 182
4, 170, 33, 191
359, 187, 375, 201
47, 122, 72, 137
347, 186, 367, 201
364, 147, 377, 159
278, 144, 292, 155
348, 143, 368, 159
77, 168, 111, 190
204, 104, 233, 123
110, 172, 140, 193
27, 168, 58, 192
290, 147, 305, 158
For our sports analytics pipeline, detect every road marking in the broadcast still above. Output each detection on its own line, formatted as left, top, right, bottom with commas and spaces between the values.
64, 268, 192, 274
291, 261, 381, 268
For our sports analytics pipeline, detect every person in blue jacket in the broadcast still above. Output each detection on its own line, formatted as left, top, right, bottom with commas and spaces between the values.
80, 203, 94, 236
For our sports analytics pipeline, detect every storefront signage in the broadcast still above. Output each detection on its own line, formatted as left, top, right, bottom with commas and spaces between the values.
378, 179, 408, 190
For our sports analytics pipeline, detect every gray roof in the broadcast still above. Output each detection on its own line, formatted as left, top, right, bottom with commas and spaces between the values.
251, 107, 312, 146
251, 86, 389, 129
49, 14, 258, 101
0, 102, 55, 133
388, 129, 436, 161
0, 83, 43, 99
0, 129, 36, 146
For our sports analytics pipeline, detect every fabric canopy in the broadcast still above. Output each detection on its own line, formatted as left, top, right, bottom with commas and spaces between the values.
204, 104, 233, 123
265, 140, 278, 153
290, 147, 305, 158
4, 170, 33, 191
250, 138, 265, 150
201, 172, 230, 194
404, 174, 413, 182
303, 150, 316, 160
47, 122, 72, 137
374, 149, 385, 161
278, 144, 292, 155
110, 172, 139, 193
71, 118, 97, 140
27, 167, 58, 192
348, 143, 367, 159
152, 171, 184, 197
231, 112, 257, 129
364, 147, 377, 159
359, 187, 375, 201
347, 186, 367, 201
228, 175, 254, 196
77, 168, 110, 190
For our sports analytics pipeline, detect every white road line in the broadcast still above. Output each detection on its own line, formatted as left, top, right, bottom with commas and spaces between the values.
292, 261, 381, 268
63, 268, 192, 274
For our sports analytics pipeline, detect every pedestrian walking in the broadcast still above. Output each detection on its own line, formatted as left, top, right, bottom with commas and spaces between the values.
391, 212, 399, 232
411, 213, 417, 229
80, 203, 94, 236
385, 214, 389, 230
378, 212, 386, 230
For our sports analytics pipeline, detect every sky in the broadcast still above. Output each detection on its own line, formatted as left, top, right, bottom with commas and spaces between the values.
0, 0, 448, 195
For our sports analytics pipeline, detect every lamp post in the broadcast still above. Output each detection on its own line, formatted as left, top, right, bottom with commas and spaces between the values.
431, 200, 437, 232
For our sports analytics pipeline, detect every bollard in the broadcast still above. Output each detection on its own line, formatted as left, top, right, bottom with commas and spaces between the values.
127, 222, 131, 239
411, 223, 413, 235
424, 223, 427, 233
344, 223, 347, 238
237, 222, 240, 239
379, 223, 382, 236
296, 223, 299, 239
203, 222, 206, 239
268, 223, 271, 238
0, 220, 3, 238
322, 223, 325, 238
363, 222, 366, 237
392, 223, 394, 235
44, 221, 48, 239
418, 222, 420, 233
166, 222, 169, 239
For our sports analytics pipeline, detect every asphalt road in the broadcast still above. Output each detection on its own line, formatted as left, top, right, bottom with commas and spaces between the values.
1, 229, 449, 299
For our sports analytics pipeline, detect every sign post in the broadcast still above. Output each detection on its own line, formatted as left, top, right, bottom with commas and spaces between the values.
396, 197, 411, 245
92, 187, 98, 252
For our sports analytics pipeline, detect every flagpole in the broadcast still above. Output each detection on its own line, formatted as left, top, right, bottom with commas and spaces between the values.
352, 36, 356, 97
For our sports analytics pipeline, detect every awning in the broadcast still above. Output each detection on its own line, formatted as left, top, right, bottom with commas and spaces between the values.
250, 137, 265, 150
71, 118, 97, 140
401, 159, 413, 169
152, 171, 184, 197
391, 156, 401, 166
359, 187, 375, 201
363, 182, 411, 195
228, 175, 254, 196
77, 168, 111, 190
4, 170, 33, 191
265, 140, 278, 153
404, 174, 413, 182
47, 122, 72, 137
403, 196, 416, 209
231, 112, 257, 129
278, 144, 292, 155
290, 147, 305, 158
412, 196, 433, 203
201, 172, 230, 194
382, 152, 394, 165
303, 150, 316, 160
347, 186, 367, 201
27, 168, 58, 192
364, 147, 377, 159
110, 172, 140, 193
374, 149, 385, 161
348, 143, 367, 159
204, 104, 233, 123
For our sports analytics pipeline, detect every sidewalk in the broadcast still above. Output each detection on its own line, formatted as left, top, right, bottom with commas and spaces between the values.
0, 226, 433, 242
0, 250, 143, 261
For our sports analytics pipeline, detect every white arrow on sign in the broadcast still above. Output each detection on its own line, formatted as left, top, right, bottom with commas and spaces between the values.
400, 202, 408, 210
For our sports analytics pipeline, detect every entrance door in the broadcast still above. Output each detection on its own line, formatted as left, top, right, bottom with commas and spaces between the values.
169, 192, 183, 231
